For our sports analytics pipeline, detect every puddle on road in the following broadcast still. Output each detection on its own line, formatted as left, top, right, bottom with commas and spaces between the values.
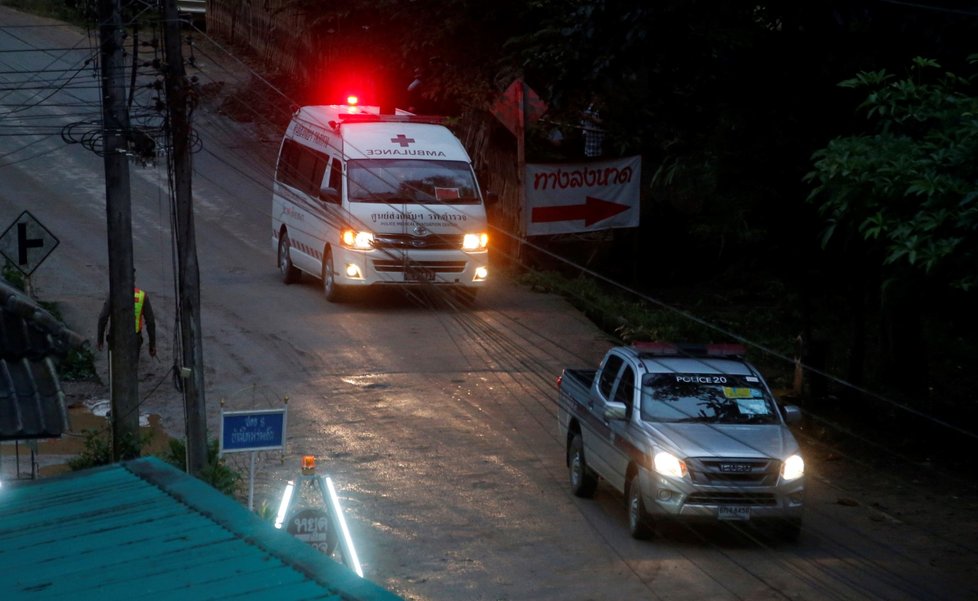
339, 375, 390, 390
85, 398, 152, 427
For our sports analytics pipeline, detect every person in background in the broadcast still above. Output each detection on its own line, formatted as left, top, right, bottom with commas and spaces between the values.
96, 287, 157, 357
580, 97, 605, 158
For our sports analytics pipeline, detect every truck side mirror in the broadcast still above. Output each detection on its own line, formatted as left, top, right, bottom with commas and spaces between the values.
782, 405, 802, 425
604, 401, 627, 421
319, 186, 340, 204
484, 190, 499, 206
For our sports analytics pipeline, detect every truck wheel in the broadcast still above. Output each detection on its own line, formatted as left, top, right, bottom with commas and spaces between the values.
569, 434, 598, 498
627, 476, 654, 540
278, 234, 301, 285
322, 249, 345, 302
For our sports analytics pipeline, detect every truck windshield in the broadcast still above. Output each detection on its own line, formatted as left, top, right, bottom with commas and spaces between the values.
348, 159, 481, 205
640, 374, 779, 424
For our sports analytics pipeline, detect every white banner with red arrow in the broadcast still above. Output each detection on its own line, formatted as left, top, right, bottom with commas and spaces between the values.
524, 155, 641, 235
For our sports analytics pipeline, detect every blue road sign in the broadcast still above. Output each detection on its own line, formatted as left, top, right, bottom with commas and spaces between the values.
220, 408, 287, 453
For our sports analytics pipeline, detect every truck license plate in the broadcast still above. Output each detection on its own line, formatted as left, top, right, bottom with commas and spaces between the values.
718, 506, 750, 521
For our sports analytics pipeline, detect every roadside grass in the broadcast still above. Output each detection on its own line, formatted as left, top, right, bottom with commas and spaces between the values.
514, 267, 801, 389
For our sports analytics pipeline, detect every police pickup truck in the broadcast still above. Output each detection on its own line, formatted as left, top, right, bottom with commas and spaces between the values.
556, 342, 805, 539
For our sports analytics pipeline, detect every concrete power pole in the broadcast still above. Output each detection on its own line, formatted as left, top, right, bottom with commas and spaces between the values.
97, 0, 140, 460
162, 0, 209, 477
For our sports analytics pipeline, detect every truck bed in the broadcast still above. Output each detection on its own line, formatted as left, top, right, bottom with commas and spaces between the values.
556, 368, 597, 439
558, 369, 595, 407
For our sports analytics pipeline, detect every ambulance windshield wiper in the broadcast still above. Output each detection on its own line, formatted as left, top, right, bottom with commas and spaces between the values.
366, 193, 416, 203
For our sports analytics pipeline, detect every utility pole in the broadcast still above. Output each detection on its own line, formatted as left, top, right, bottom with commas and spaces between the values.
98, 0, 139, 460
162, 0, 208, 477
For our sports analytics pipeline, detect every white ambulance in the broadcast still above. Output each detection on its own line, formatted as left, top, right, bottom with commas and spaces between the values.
271, 102, 491, 302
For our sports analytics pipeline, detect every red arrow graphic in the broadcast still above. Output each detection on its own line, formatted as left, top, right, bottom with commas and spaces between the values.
531, 196, 630, 226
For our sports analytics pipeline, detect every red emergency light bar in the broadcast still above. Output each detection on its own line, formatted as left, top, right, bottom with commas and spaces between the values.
335, 113, 447, 125
632, 342, 746, 358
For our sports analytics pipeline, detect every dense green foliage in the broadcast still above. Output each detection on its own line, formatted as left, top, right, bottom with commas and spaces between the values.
0, 0, 87, 23
284, 1, 976, 273
807, 56, 978, 292
203, 1, 978, 430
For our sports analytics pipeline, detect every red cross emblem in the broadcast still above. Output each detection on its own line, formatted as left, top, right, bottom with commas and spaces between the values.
391, 134, 415, 147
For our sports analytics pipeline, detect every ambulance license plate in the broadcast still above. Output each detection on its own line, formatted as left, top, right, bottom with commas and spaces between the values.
405, 266, 435, 282
718, 506, 750, 521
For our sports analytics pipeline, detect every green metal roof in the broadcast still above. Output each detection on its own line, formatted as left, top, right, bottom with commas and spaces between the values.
0, 457, 403, 600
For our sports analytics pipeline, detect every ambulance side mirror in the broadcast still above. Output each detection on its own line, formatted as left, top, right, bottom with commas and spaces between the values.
319, 186, 340, 204
484, 190, 499, 206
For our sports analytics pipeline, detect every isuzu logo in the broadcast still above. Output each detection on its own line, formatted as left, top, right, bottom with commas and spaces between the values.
719, 463, 752, 473
412, 225, 429, 236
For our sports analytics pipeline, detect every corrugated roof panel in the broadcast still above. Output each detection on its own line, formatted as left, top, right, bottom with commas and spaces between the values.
0, 457, 403, 600
0, 279, 80, 441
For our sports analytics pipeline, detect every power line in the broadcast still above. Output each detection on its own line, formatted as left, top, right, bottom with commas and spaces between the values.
2, 13, 974, 597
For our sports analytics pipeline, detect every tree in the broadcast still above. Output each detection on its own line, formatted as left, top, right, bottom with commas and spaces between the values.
805, 56, 978, 390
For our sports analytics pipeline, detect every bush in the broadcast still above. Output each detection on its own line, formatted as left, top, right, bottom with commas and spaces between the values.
159, 438, 242, 497
67, 427, 143, 471
2, 261, 25, 290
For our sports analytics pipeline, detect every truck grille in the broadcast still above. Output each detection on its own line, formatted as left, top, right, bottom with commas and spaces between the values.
685, 492, 777, 506
686, 457, 778, 486
373, 233, 464, 250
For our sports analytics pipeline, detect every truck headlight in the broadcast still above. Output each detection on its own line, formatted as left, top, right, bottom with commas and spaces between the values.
781, 455, 804, 481
341, 229, 374, 250
462, 233, 488, 250
654, 452, 687, 479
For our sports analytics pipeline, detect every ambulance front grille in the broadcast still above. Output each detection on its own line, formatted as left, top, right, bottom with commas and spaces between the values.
372, 234, 464, 250
372, 260, 466, 273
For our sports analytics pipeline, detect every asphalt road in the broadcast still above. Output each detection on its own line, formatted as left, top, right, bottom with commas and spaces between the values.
1, 7, 975, 600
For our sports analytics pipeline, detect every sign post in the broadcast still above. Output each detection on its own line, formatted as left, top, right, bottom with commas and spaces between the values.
219, 407, 287, 511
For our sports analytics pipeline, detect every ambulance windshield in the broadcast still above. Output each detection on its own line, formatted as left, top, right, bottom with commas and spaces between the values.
348, 159, 481, 204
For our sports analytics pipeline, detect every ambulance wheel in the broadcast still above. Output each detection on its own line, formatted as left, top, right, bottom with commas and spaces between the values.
278, 234, 301, 285
322, 249, 345, 302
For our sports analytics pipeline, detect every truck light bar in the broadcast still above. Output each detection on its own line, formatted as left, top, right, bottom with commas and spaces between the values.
632, 341, 746, 358
632, 341, 678, 354
703, 343, 747, 357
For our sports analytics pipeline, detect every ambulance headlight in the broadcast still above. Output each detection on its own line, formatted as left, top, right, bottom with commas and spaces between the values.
341, 229, 374, 250
462, 233, 488, 251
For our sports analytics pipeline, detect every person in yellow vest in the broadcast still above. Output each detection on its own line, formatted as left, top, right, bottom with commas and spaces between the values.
96, 287, 157, 357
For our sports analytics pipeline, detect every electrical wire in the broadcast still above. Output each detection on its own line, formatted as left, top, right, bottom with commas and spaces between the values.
2, 10, 975, 599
